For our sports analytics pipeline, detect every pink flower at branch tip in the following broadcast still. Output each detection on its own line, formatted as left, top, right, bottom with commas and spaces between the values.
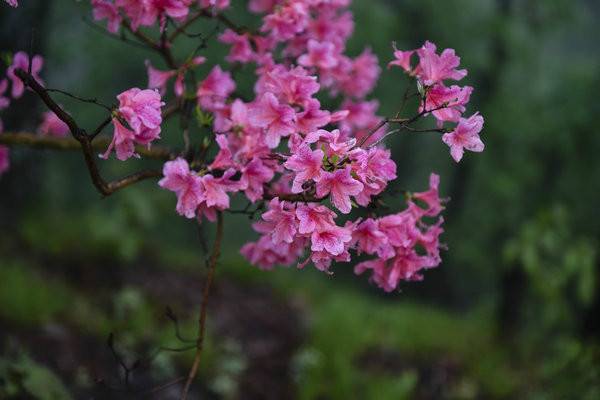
197, 65, 235, 111
3, 0, 17, 7
159, 158, 205, 218
415, 41, 467, 86
102, 88, 164, 161
38, 111, 69, 137
7, 52, 44, 99
442, 113, 485, 162
91, 0, 122, 33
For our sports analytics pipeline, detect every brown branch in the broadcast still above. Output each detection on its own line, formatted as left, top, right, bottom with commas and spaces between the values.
0, 132, 176, 161
12, 69, 173, 196
122, 21, 178, 69
180, 211, 224, 400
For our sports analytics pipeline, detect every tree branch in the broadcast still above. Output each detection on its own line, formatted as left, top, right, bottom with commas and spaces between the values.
180, 211, 224, 400
12, 68, 173, 196
0, 132, 176, 161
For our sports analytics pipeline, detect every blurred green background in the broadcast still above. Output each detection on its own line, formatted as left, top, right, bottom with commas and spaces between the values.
1, 0, 599, 399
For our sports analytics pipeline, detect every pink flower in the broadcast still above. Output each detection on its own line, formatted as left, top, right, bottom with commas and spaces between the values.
92, 0, 122, 33
241, 234, 306, 270
296, 203, 336, 234
240, 157, 275, 202
219, 29, 254, 63
7, 52, 44, 99
209, 134, 234, 169
421, 84, 472, 123
337, 48, 380, 99
249, 92, 296, 148
258, 198, 298, 244
411, 173, 444, 217
102, 88, 164, 160
117, 0, 190, 31
200, 169, 239, 210
4, 0, 18, 7
197, 65, 235, 111
296, 99, 331, 133
442, 113, 484, 162
38, 111, 69, 137
298, 40, 339, 70
261, 1, 309, 41
248, 0, 276, 14
159, 158, 205, 218
352, 218, 389, 257
316, 166, 363, 214
145, 60, 175, 94
415, 41, 467, 86
388, 44, 414, 72
284, 144, 324, 193
198, 0, 230, 10
311, 225, 351, 256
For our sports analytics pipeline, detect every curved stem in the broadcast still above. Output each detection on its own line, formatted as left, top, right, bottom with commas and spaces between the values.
180, 212, 224, 400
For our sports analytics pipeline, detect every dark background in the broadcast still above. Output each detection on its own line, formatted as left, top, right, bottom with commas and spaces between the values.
1, 0, 599, 398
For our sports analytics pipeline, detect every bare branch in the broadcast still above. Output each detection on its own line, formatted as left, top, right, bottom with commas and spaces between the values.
180, 211, 224, 400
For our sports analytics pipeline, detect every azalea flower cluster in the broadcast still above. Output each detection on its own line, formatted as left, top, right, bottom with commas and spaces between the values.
390, 41, 484, 161
3, 0, 18, 8
1, 0, 487, 292
91, 0, 231, 33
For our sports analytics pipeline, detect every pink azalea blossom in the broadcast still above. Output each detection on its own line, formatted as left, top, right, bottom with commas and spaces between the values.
259, 198, 298, 244
311, 224, 351, 256
296, 203, 336, 235
198, 0, 230, 10
411, 173, 444, 217
316, 167, 363, 214
4, 0, 18, 7
102, 88, 164, 160
200, 168, 239, 210
145, 60, 176, 94
388, 44, 414, 72
296, 99, 331, 133
91, 0, 122, 33
219, 29, 254, 63
249, 92, 296, 148
7, 52, 44, 99
352, 218, 389, 257
159, 158, 205, 218
240, 157, 275, 202
415, 41, 467, 86
298, 40, 339, 70
248, 0, 276, 14
241, 234, 307, 270
116, 0, 190, 31
421, 83, 472, 124
197, 65, 235, 111
261, 1, 309, 41
284, 144, 324, 193
38, 111, 69, 137
442, 113, 484, 162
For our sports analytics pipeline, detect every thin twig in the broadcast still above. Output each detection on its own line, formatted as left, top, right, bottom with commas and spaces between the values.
13, 69, 174, 196
45, 88, 113, 111
180, 211, 224, 400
